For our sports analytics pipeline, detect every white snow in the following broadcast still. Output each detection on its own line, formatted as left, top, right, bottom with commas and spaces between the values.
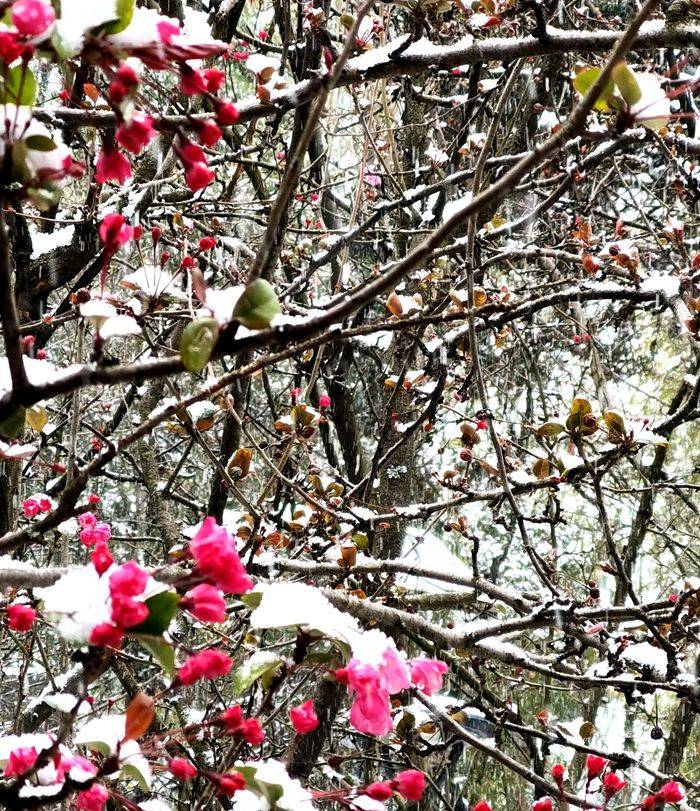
31, 226, 75, 259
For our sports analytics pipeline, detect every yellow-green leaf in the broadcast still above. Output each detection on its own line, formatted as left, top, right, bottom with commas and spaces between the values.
180, 317, 219, 372
535, 421, 565, 438
612, 62, 641, 107
25, 405, 47, 433
233, 279, 280, 330
572, 66, 615, 112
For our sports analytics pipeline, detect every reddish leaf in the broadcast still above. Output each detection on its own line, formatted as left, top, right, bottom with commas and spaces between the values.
125, 692, 155, 741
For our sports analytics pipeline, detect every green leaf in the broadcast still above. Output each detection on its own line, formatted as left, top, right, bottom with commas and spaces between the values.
103, 0, 135, 33
535, 421, 566, 438
120, 761, 151, 792
232, 652, 282, 696
240, 592, 262, 610
352, 532, 369, 551
0, 407, 26, 440
138, 636, 175, 678
257, 781, 284, 808
0, 65, 37, 106
572, 66, 615, 112
180, 317, 219, 372
130, 591, 179, 636
233, 279, 280, 330
25, 134, 57, 152
611, 62, 641, 107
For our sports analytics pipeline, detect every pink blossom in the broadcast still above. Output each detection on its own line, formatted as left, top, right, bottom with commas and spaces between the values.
180, 65, 208, 96
198, 236, 217, 251
393, 770, 425, 801
551, 764, 565, 788
659, 782, 685, 804
4, 746, 38, 777
409, 658, 448, 695
240, 718, 265, 745
472, 802, 493, 811
532, 799, 552, 811
157, 19, 180, 43
289, 700, 319, 734
116, 113, 156, 154
177, 648, 232, 685
189, 517, 254, 594
365, 782, 394, 801
379, 645, 411, 694
214, 100, 239, 126
182, 583, 226, 623
91, 541, 114, 576
195, 119, 222, 148
75, 783, 110, 811
21, 498, 40, 518
109, 561, 148, 599
116, 63, 139, 87
89, 623, 124, 649
185, 162, 215, 192
603, 772, 627, 801
78, 511, 97, 529
56, 754, 97, 781
204, 68, 226, 93
586, 754, 608, 779
7, 604, 36, 632
345, 662, 393, 736
110, 596, 148, 628
95, 148, 132, 184
319, 393, 331, 408
80, 521, 111, 547
212, 772, 246, 796
0, 31, 23, 64
98, 214, 134, 252
11, 0, 55, 37
170, 758, 197, 781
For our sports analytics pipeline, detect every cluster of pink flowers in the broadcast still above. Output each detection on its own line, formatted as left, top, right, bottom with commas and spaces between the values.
89, 561, 151, 650
79, 509, 115, 586
4, 745, 38, 777
1, 737, 104, 807
21, 496, 52, 518
75, 783, 109, 811
188, 517, 254, 594
169, 757, 247, 795
0, 0, 55, 57
78, 511, 111, 548
216, 704, 265, 745
177, 648, 233, 685
364, 769, 426, 802
335, 649, 448, 736
92, 15, 237, 195
642, 781, 685, 810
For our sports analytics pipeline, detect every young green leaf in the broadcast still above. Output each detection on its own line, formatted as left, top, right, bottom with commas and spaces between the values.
611, 62, 642, 107
0, 65, 37, 106
130, 591, 179, 636
180, 317, 219, 372
572, 66, 615, 112
233, 279, 280, 329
